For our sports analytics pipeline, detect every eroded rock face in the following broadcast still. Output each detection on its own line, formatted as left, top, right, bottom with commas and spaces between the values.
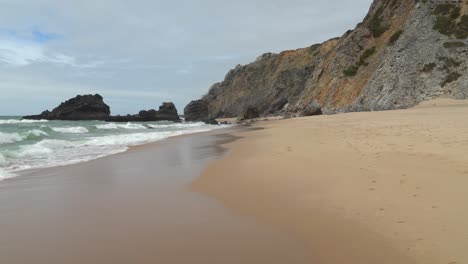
184, 100, 209, 122
187, 0, 468, 118
241, 107, 260, 120
23, 94, 111, 120
299, 100, 322, 116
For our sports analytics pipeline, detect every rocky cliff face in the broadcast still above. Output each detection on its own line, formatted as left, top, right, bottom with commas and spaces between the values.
190, 0, 468, 118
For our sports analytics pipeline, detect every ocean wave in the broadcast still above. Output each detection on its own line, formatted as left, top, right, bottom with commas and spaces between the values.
95, 122, 148, 130
11, 139, 76, 158
0, 154, 13, 180
52, 126, 89, 134
0, 132, 24, 144
0, 153, 7, 166
0, 124, 218, 180
0, 119, 49, 125
147, 122, 206, 129
0, 168, 14, 180
26, 129, 49, 138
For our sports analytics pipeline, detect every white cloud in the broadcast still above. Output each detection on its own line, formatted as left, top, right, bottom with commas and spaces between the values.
0, 0, 374, 114
0, 37, 77, 67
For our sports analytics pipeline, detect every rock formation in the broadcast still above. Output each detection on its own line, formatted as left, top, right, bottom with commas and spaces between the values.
184, 100, 209, 122
107, 102, 181, 122
23, 95, 181, 122
241, 107, 260, 120
187, 0, 468, 118
23, 94, 111, 120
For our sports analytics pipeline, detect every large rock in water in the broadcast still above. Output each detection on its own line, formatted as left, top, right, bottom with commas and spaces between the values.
106, 102, 181, 122
23, 94, 110, 120
184, 100, 209, 122
23, 95, 181, 122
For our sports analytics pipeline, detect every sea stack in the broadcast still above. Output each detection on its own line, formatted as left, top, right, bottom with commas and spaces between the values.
23, 94, 111, 121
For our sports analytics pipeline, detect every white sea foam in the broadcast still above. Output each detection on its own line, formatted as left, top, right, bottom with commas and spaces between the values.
95, 122, 147, 130
0, 119, 49, 125
52, 126, 89, 134
26, 129, 49, 137
0, 168, 14, 180
147, 122, 206, 129
1, 121, 221, 180
0, 132, 24, 144
0, 153, 7, 166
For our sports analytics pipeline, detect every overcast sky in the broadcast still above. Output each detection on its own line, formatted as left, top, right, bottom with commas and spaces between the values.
0, 0, 373, 115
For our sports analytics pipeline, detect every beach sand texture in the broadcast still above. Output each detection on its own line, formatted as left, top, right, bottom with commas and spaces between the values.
193, 99, 468, 264
0, 131, 311, 264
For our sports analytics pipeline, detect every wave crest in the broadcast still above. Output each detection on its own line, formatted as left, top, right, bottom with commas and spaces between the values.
95, 123, 147, 130
0, 119, 49, 125
0, 132, 23, 144
52, 126, 89, 134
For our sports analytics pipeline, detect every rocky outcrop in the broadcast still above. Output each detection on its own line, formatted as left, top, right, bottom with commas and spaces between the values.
184, 100, 209, 122
184, 100, 221, 124
106, 102, 181, 122
187, 0, 468, 118
23, 95, 181, 122
240, 107, 260, 120
23, 94, 111, 120
299, 100, 322, 116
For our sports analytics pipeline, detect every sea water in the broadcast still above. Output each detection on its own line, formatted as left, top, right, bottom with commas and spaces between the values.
0, 116, 224, 180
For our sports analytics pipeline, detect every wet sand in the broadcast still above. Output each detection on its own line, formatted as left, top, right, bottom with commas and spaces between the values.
192, 99, 468, 264
0, 129, 310, 264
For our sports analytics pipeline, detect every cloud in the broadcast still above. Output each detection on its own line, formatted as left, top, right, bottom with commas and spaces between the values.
0, 0, 374, 114
0, 32, 75, 67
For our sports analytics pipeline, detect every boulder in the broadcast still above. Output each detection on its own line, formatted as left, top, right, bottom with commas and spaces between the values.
202, 118, 219, 125
23, 94, 110, 120
156, 102, 180, 122
184, 100, 209, 122
240, 107, 260, 120
299, 100, 322, 116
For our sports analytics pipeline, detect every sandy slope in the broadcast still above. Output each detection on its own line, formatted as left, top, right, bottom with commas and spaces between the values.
192, 99, 468, 264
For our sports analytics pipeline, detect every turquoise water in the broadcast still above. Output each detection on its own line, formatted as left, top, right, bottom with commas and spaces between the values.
0, 116, 221, 179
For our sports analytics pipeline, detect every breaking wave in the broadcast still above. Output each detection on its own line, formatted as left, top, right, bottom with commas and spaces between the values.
51, 126, 89, 134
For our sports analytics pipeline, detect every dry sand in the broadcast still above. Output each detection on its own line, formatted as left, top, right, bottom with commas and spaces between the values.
192, 99, 468, 264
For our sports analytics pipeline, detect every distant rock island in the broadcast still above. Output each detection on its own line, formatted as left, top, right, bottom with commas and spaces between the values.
23, 94, 181, 122
184, 0, 468, 120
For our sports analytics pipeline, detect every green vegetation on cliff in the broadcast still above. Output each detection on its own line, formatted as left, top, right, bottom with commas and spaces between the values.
433, 4, 468, 39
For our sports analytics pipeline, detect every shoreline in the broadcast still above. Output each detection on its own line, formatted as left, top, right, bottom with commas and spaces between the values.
1, 125, 313, 264
192, 99, 468, 264
5, 124, 233, 181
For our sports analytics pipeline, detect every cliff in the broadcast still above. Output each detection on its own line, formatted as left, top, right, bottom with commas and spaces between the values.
190, 0, 468, 118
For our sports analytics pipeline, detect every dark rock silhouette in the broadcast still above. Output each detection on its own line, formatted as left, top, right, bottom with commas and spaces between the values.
107, 102, 181, 122
240, 107, 260, 120
184, 100, 209, 122
23, 94, 110, 120
23, 95, 181, 122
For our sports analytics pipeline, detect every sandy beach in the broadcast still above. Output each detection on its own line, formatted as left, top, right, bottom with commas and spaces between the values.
193, 99, 468, 264
2, 99, 468, 264
0, 129, 311, 264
